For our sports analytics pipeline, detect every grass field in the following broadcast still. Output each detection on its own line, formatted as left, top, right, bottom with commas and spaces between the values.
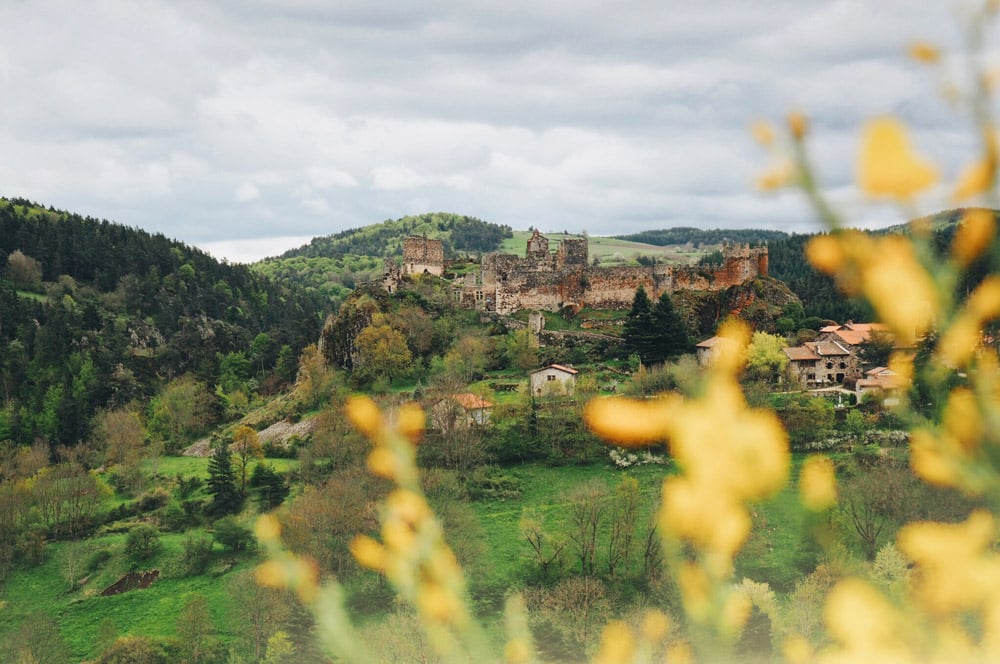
144, 455, 298, 479
499, 231, 705, 265
1, 457, 819, 661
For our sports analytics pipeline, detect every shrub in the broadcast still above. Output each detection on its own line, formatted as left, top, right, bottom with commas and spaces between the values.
212, 516, 254, 553
181, 534, 215, 576
124, 524, 161, 561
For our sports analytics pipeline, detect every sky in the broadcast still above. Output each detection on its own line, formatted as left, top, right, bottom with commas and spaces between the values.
0, 1, 990, 262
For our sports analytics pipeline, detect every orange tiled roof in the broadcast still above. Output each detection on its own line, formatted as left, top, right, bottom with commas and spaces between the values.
784, 346, 820, 361
450, 393, 493, 410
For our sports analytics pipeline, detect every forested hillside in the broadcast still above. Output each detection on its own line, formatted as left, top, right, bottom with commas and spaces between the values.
0, 198, 325, 449
279, 212, 513, 259
614, 227, 788, 247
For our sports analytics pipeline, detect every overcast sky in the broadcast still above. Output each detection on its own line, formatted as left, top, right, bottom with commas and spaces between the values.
0, 1, 990, 262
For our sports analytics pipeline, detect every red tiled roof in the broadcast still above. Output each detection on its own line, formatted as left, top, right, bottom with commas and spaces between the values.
810, 340, 850, 356
450, 393, 493, 410
784, 346, 820, 361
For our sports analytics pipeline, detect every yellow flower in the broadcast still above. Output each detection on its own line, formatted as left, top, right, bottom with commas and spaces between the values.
677, 563, 712, 621
910, 429, 960, 487
908, 42, 941, 63
943, 388, 983, 454
806, 235, 848, 275
254, 560, 287, 589
824, 578, 903, 650
898, 511, 1000, 615
255, 514, 282, 543
858, 117, 939, 200
782, 635, 813, 664
367, 447, 399, 479
640, 610, 670, 643
417, 582, 461, 624
751, 119, 775, 146
584, 395, 676, 446
350, 535, 387, 571
504, 638, 532, 664
788, 111, 808, 140
346, 395, 382, 438
756, 160, 796, 191
396, 402, 426, 443
861, 235, 938, 343
952, 158, 996, 202
721, 592, 751, 636
799, 455, 838, 511
386, 489, 432, 526
593, 621, 634, 664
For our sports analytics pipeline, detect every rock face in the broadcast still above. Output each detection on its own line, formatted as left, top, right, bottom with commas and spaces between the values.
674, 276, 801, 338
100, 570, 159, 596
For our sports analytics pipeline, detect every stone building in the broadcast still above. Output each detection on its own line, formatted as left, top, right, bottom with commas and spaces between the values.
403, 236, 444, 276
385, 231, 769, 315
530, 364, 578, 396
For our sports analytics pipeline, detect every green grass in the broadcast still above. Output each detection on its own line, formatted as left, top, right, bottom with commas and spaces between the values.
145, 456, 297, 479
469, 462, 670, 587
499, 231, 708, 265
0, 532, 260, 661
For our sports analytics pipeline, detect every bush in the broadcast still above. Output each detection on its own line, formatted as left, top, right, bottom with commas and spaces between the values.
124, 524, 161, 561
465, 466, 523, 501
181, 534, 214, 576
212, 516, 254, 553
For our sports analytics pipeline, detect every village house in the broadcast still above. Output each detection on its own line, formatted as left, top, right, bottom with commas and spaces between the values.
855, 366, 904, 405
695, 336, 724, 366
530, 364, 578, 396
430, 393, 494, 431
782, 321, 892, 387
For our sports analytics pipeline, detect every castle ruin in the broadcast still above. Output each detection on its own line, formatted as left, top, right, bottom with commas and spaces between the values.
384, 230, 768, 314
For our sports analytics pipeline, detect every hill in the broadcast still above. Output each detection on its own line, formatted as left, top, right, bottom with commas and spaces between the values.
0, 197, 325, 449
613, 227, 789, 247
277, 212, 513, 259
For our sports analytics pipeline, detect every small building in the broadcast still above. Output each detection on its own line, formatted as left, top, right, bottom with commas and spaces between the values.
695, 336, 724, 366
783, 344, 821, 387
430, 393, 494, 432
855, 366, 904, 405
530, 364, 578, 396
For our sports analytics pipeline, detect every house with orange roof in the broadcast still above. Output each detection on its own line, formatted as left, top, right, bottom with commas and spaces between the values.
430, 392, 494, 431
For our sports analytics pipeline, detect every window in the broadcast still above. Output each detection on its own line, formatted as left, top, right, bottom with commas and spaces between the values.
547, 374, 556, 381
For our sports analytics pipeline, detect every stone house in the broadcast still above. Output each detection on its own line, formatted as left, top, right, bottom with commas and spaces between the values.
430, 393, 494, 431
783, 339, 855, 387
855, 366, 904, 403
530, 364, 578, 396
695, 336, 724, 366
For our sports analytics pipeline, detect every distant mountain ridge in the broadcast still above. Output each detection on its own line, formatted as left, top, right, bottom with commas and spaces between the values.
613, 227, 789, 247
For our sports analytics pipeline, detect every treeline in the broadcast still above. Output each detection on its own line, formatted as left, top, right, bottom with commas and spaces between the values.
614, 227, 788, 247
0, 198, 325, 449
279, 212, 513, 259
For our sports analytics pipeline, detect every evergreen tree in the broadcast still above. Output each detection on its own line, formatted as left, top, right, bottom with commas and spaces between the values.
650, 292, 690, 362
623, 286, 656, 364
207, 442, 242, 517
249, 463, 290, 510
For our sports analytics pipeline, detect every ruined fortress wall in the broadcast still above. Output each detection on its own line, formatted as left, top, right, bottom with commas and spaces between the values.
446, 239, 767, 314
403, 236, 444, 276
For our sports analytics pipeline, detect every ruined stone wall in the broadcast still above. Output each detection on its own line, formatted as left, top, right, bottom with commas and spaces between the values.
403, 236, 444, 276
449, 238, 768, 315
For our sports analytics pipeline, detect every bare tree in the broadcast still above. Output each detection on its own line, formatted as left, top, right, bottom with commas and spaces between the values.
519, 507, 566, 576
564, 480, 608, 576
607, 476, 639, 577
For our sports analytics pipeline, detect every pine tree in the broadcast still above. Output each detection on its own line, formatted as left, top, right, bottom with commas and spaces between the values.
249, 463, 290, 510
623, 286, 656, 363
207, 442, 242, 517
650, 292, 691, 362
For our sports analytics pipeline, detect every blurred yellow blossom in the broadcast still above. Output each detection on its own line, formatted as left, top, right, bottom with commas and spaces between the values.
349, 535, 387, 572
255, 513, 282, 543
858, 117, 939, 200
593, 621, 634, 664
584, 394, 676, 446
345, 395, 381, 438
788, 111, 808, 140
908, 42, 941, 63
751, 119, 775, 146
953, 209, 996, 265
396, 401, 426, 443
799, 455, 838, 511
756, 160, 796, 191
823, 578, 908, 655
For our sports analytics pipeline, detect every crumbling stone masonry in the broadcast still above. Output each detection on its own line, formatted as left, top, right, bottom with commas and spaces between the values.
384, 231, 768, 315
